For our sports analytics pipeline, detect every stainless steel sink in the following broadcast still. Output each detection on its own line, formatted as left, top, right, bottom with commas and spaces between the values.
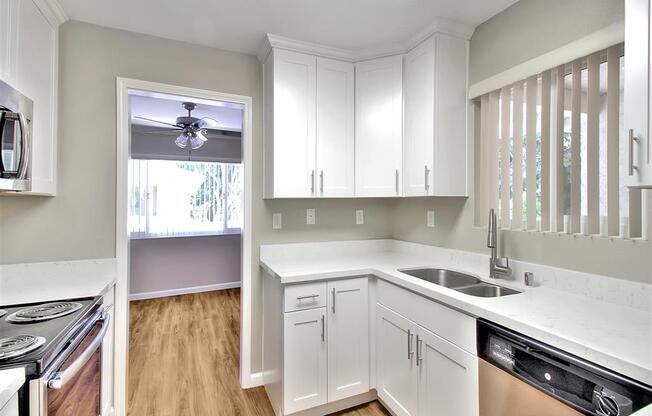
454, 283, 521, 297
398, 268, 481, 288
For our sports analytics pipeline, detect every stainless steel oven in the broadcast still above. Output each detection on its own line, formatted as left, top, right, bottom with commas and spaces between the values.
0, 79, 33, 192
28, 307, 110, 416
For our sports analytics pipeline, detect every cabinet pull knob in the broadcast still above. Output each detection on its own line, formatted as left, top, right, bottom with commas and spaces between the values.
629, 129, 639, 176
321, 315, 325, 341
407, 329, 413, 359
416, 335, 423, 366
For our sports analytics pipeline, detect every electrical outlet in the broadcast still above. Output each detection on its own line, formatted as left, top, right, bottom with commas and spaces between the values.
306, 208, 316, 225
272, 213, 282, 229
427, 210, 435, 227
356, 209, 364, 225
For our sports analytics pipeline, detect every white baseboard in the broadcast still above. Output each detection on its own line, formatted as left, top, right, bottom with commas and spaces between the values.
129, 281, 241, 301
241, 371, 263, 389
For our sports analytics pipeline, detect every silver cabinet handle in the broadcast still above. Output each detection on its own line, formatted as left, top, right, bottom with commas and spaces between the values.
395, 169, 400, 195
48, 309, 110, 389
296, 294, 319, 300
310, 170, 315, 193
320, 170, 324, 193
424, 165, 430, 191
629, 129, 639, 176
331, 288, 336, 314
407, 329, 414, 359
416, 335, 423, 366
321, 315, 325, 341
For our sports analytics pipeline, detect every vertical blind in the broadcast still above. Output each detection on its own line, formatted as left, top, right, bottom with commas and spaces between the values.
476, 43, 643, 238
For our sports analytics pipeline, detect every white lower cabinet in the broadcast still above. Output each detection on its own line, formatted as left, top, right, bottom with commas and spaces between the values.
376, 304, 418, 416
327, 278, 369, 401
284, 307, 328, 414
416, 326, 479, 416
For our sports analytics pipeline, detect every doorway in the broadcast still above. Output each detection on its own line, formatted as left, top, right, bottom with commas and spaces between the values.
115, 79, 254, 415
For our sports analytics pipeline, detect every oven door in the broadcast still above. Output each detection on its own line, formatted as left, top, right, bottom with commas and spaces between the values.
29, 309, 110, 416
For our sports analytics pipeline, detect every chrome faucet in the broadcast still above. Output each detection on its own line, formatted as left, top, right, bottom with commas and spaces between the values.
487, 209, 512, 279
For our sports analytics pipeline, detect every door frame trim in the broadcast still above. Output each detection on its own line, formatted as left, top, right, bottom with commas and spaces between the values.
115, 77, 255, 415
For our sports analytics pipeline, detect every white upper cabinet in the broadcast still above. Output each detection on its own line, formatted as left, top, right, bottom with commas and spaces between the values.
264, 49, 316, 198
263, 49, 356, 198
404, 34, 468, 196
327, 277, 369, 402
316, 58, 355, 197
355, 55, 404, 197
15, 0, 58, 195
624, 0, 652, 188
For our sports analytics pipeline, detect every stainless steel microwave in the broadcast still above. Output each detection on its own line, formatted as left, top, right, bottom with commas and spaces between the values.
0, 79, 33, 192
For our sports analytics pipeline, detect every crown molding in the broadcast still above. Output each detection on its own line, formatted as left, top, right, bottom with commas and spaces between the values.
33, 0, 69, 26
257, 17, 475, 63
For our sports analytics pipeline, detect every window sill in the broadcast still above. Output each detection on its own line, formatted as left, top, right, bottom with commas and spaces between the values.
129, 230, 241, 240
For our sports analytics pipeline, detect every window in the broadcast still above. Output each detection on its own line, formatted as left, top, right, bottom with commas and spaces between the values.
475, 43, 644, 238
128, 159, 243, 238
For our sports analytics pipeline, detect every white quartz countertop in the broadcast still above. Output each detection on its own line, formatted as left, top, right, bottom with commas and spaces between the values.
0, 367, 24, 410
0, 258, 117, 306
260, 240, 652, 386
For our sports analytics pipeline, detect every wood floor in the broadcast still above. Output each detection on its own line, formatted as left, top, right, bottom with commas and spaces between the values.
128, 289, 390, 416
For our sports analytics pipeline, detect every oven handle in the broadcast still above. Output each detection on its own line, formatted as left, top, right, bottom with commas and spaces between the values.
47, 308, 110, 389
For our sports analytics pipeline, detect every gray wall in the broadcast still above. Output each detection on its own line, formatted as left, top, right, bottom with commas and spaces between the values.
470, 0, 624, 84
129, 235, 241, 295
0, 21, 395, 372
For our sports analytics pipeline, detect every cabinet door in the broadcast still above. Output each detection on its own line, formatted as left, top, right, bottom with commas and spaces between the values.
404, 37, 435, 197
327, 277, 369, 401
376, 304, 418, 416
355, 55, 403, 197
15, 0, 57, 194
624, 0, 652, 187
316, 57, 355, 197
0, 0, 17, 85
416, 326, 479, 416
272, 49, 316, 197
284, 308, 327, 414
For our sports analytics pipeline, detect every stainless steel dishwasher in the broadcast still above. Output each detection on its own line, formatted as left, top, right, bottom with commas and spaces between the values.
477, 319, 652, 416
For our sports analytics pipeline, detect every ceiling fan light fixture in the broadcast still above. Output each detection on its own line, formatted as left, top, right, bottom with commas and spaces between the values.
174, 133, 189, 148
189, 132, 205, 150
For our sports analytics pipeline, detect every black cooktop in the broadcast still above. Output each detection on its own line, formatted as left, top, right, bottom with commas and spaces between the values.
0, 296, 102, 377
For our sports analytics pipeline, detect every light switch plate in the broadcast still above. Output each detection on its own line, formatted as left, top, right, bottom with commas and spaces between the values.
356, 209, 364, 225
427, 210, 435, 228
272, 213, 282, 229
306, 208, 316, 225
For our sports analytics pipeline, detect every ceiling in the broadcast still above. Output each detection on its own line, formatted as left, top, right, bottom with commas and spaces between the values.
58, 0, 519, 56
130, 91, 243, 132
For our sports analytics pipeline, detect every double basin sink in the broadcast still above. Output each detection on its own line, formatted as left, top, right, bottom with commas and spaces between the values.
398, 268, 521, 297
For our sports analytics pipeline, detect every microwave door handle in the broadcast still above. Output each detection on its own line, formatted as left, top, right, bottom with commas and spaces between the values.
16, 112, 30, 179
47, 312, 110, 389
0, 111, 5, 172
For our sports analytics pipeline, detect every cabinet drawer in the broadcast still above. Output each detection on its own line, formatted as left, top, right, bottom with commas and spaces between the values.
284, 281, 328, 312
377, 279, 476, 354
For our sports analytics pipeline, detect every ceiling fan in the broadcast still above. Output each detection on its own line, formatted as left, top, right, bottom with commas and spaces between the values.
133, 102, 219, 150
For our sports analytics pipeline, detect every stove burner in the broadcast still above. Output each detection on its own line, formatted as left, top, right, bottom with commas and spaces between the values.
0, 310, 6, 318
6, 302, 83, 323
0, 335, 46, 360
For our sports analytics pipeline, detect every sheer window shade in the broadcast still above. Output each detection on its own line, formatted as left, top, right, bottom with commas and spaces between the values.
475, 43, 644, 239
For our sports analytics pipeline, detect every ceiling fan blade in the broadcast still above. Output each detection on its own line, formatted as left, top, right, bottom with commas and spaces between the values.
140, 128, 183, 134
195, 117, 219, 129
133, 116, 181, 128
